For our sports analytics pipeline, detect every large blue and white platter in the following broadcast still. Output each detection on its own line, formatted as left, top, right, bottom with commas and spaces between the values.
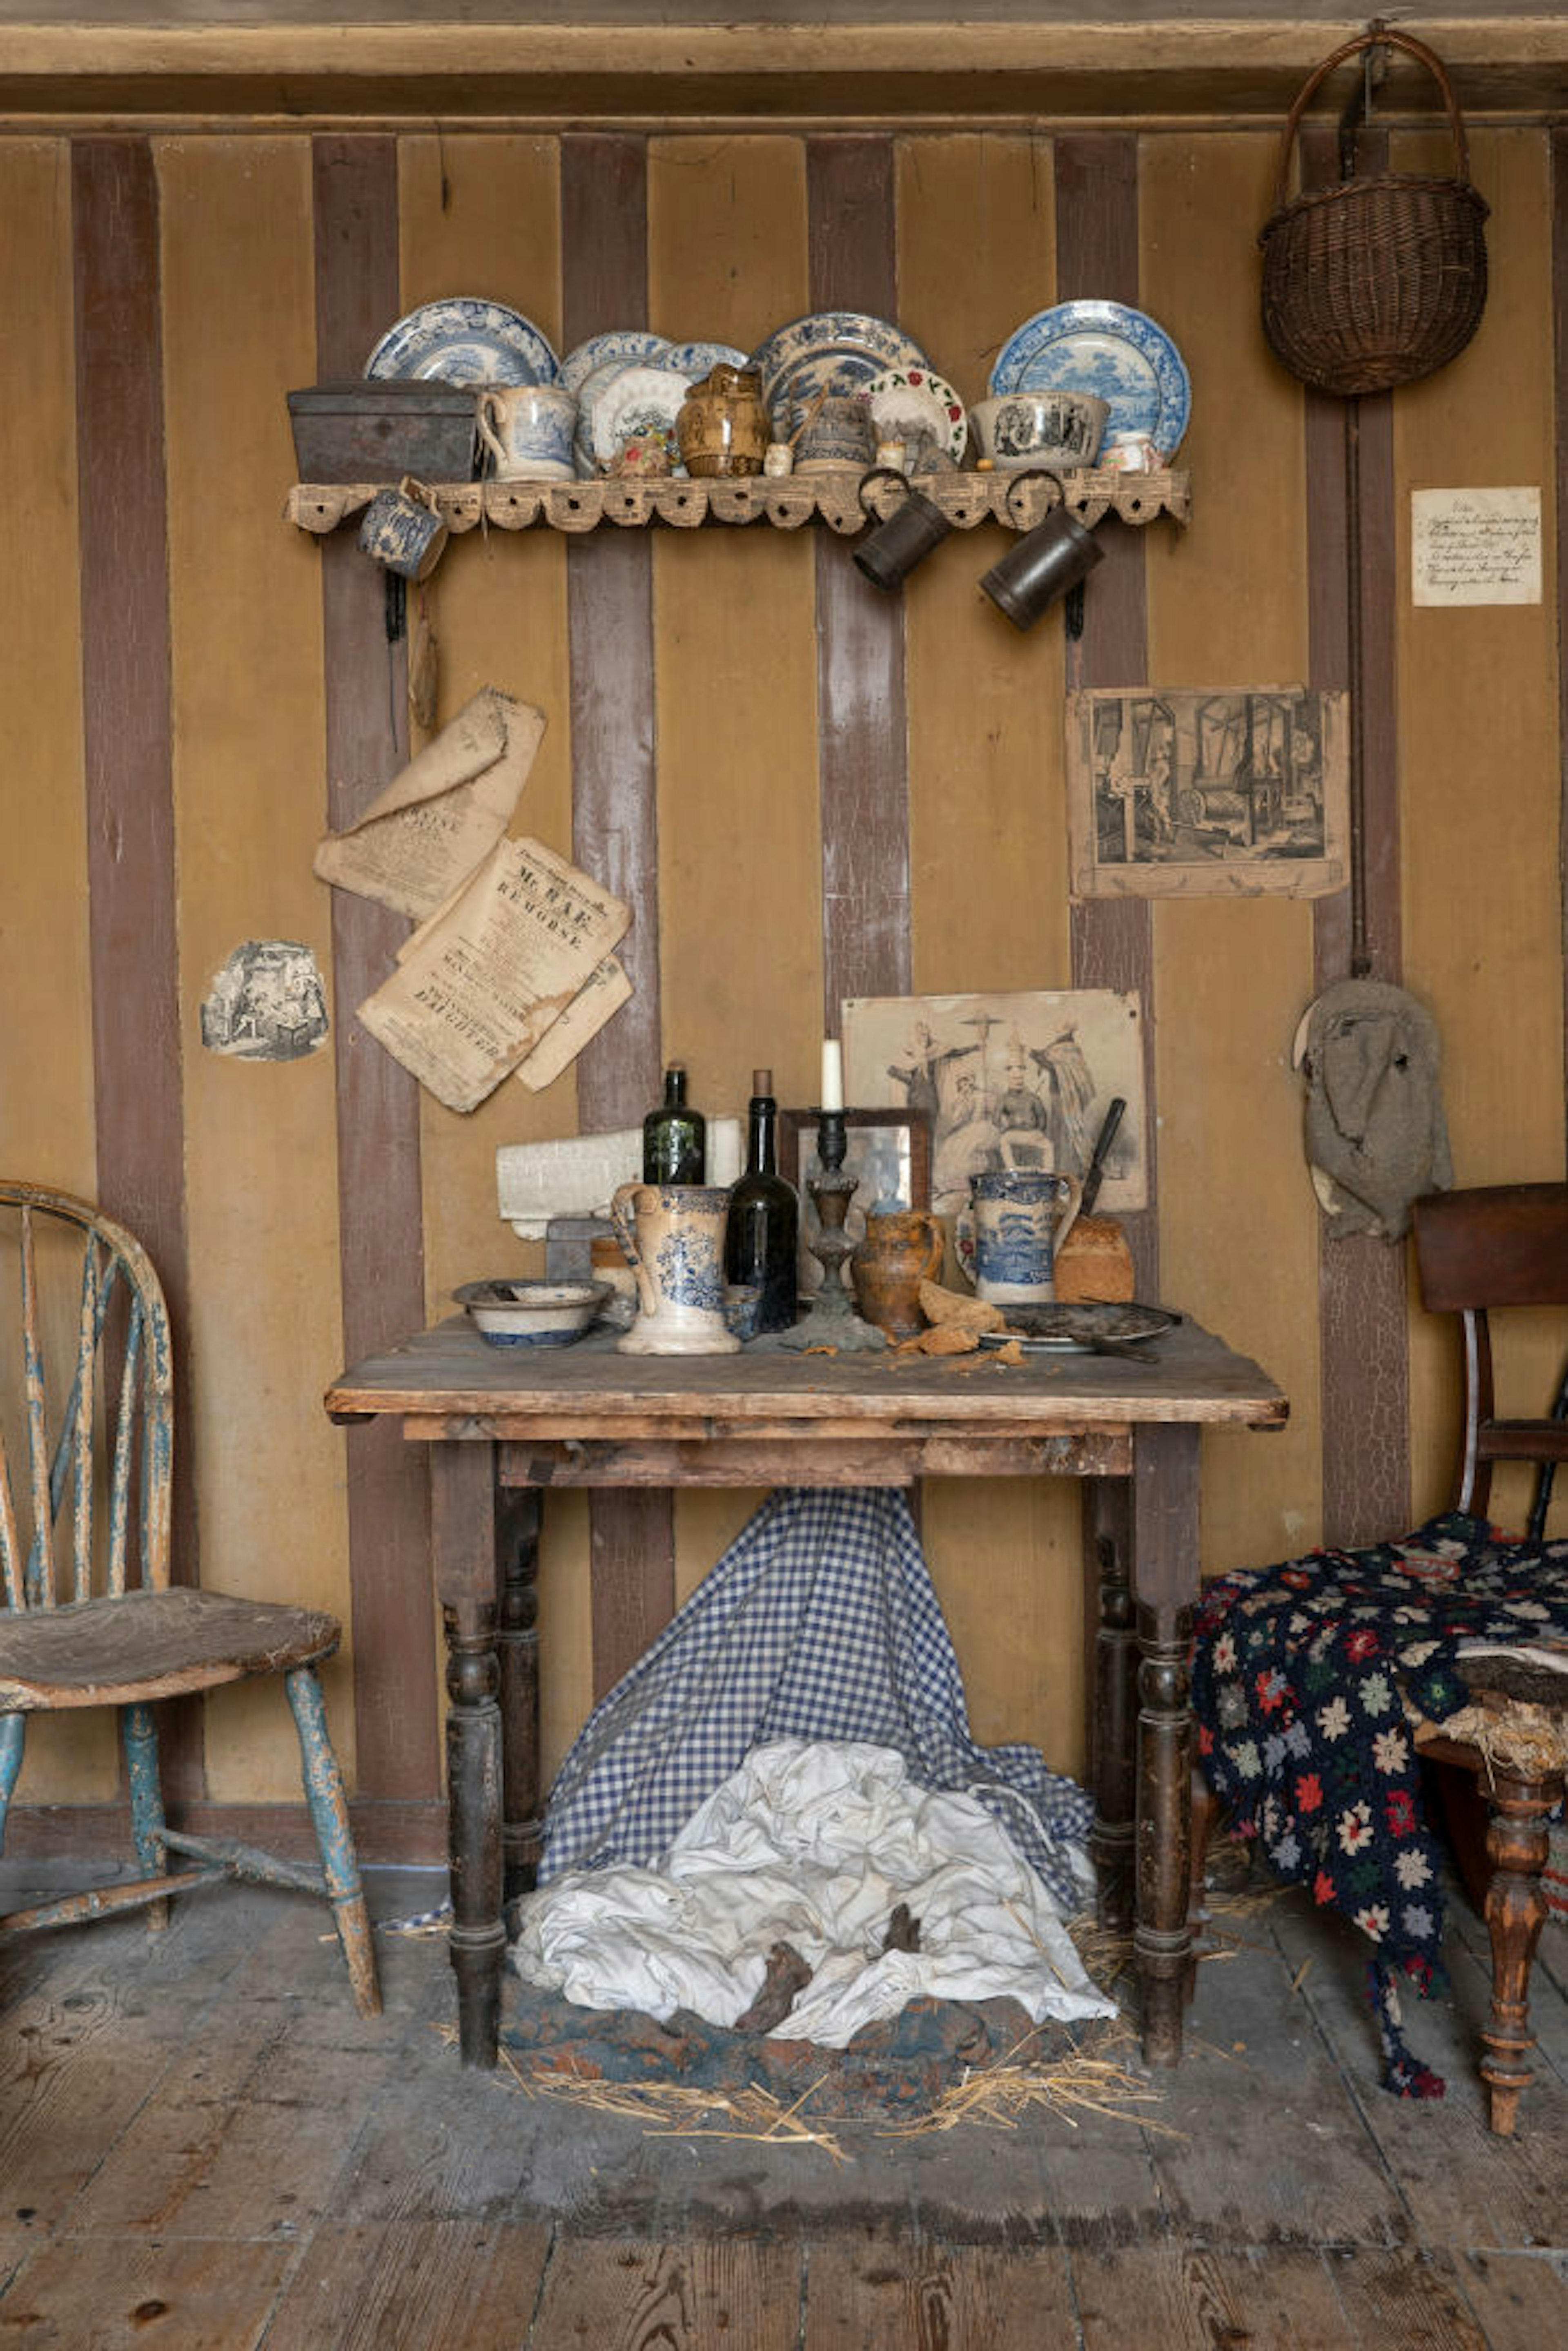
365, 298, 560, 388
662, 339, 750, 379
988, 301, 1189, 461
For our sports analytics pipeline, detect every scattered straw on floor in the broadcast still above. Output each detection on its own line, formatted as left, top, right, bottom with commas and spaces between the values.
439, 2017, 1169, 2161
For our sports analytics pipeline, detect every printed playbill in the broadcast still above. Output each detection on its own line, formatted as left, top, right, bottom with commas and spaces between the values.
358, 836, 630, 1112
314, 686, 545, 920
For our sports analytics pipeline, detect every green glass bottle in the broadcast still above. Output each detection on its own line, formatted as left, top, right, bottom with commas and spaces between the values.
723, 1068, 799, 1333
642, 1062, 706, 1185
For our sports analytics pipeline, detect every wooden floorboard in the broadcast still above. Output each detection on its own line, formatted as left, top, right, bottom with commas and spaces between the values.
0, 1865, 1564, 2349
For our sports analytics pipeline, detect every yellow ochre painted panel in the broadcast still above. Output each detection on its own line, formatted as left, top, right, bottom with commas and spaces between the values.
1396, 129, 1563, 1520
397, 133, 593, 1774
648, 136, 817, 1628
1142, 133, 1323, 1577
0, 141, 113, 1803
157, 135, 355, 1800
896, 132, 1083, 1773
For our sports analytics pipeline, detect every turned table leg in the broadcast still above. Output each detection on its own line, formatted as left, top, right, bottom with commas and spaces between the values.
1132, 1422, 1201, 2067
1479, 1767, 1562, 2136
495, 1485, 543, 1906
431, 1442, 506, 2069
1085, 1479, 1138, 1932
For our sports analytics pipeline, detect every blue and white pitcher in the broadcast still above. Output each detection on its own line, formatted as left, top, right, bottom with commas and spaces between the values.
608, 1182, 739, 1356
955, 1170, 1082, 1308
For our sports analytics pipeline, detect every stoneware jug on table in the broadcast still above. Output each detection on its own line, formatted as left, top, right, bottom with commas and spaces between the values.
850, 1206, 944, 1340
955, 1169, 1083, 1307
608, 1182, 740, 1356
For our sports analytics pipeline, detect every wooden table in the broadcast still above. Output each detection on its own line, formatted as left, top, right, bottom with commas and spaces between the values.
326, 1316, 1285, 2069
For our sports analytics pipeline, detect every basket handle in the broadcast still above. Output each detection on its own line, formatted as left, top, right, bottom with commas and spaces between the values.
1272, 29, 1471, 211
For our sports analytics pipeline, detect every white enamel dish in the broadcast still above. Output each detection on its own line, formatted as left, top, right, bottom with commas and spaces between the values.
454, 1278, 610, 1347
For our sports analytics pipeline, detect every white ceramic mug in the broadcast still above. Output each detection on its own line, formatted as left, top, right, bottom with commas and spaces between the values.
476, 384, 578, 482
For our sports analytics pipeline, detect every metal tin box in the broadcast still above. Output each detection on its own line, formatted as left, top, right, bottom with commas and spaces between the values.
287, 380, 477, 484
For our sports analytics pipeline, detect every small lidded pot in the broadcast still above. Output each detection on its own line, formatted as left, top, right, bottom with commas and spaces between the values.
676, 363, 769, 478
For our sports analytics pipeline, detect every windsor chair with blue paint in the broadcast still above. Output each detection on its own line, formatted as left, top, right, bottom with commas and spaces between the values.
0, 1181, 379, 2016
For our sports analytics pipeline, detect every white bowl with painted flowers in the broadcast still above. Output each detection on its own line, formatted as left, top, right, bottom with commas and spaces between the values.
454, 1277, 610, 1347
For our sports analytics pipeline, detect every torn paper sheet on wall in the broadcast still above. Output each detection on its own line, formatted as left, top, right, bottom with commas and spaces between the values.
313, 686, 544, 920
514, 953, 632, 1091
357, 836, 630, 1113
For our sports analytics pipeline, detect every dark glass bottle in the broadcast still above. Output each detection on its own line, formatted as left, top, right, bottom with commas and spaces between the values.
642, 1062, 706, 1185
724, 1068, 799, 1333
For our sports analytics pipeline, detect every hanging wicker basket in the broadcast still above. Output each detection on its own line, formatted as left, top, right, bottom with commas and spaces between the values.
1258, 28, 1489, 398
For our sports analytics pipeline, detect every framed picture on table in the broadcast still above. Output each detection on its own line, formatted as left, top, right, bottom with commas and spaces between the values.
780, 1107, 932, 1294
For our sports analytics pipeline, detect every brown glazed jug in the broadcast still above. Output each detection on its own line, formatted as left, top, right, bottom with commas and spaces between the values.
850, 1207, 944, 1340
676, 364, 768, 478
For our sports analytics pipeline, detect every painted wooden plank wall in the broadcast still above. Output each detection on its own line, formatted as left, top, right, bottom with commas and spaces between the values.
2, 119, 1563, 1844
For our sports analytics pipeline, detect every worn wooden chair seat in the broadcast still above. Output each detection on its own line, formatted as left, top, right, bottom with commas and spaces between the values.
1191, 1182, 1568, 2134
0, 1586, 342, 1710
0, 1181, 380, 2019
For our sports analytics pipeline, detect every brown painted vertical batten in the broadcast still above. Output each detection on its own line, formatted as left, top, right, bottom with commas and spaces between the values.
72, 136, 203, 1805
808, 136, 911, 1016
313, 134, 440, 1798
561, 133, 674, 1702
1054, 133, 1158, 1301
1304, 127, 1411, 1549
1555, 130, 1568, 1173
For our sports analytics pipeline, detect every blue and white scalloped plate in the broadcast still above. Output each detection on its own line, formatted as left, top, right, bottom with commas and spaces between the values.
662, 339, 750, 378
747, 311, 934, 416
365, 297, 560, 387
988, 301, 1189, 461
559, 330, 673, 397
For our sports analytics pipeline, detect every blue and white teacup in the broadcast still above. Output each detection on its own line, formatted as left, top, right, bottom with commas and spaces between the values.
357, 475, 449, 579
955, 1169, 1083, 1306
477, 383, 578, 482
608, 1182, 739, 1356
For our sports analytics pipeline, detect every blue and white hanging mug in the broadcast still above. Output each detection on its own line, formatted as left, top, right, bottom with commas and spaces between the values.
356, 475, 448, 581
955, 1169, 1082, 1307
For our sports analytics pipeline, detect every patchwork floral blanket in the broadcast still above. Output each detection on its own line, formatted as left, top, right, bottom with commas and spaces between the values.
1192, 1511, 1568, 2096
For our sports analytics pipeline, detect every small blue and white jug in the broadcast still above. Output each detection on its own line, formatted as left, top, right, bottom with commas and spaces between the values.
955, 1169, 1082, 1307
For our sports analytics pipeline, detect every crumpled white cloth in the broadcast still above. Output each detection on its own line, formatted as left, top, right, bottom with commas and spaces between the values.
510, 1738, 1115, 2047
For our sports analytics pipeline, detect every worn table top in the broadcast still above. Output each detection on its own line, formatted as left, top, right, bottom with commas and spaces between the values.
326, 1313, 1287, 1442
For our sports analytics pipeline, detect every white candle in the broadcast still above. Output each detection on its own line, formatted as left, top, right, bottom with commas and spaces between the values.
820, 1038, 844, 1111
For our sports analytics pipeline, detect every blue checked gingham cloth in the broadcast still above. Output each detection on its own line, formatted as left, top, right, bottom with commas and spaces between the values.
538, 1486, 1095, 1912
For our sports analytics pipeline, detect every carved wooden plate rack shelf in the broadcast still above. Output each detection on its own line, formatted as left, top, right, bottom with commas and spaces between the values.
285, 467, 1190, 539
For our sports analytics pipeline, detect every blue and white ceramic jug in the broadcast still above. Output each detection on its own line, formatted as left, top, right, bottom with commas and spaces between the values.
955, 1169, 1082, 1307
609, 1182, 739, 1356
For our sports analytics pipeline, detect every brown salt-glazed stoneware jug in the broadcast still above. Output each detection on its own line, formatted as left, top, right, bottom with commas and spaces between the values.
850, 1207, 945, 1340
676, 364, 769, 478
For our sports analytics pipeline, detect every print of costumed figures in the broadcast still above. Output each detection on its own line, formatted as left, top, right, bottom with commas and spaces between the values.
886, 1015, 1098, 1217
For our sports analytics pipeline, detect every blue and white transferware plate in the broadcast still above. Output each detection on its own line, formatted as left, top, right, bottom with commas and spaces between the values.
988, 301, 1190, 461
662, 339, 749, 378
365, 299, 559, 387
559, 330, 673, 398
747, 311, 935, 414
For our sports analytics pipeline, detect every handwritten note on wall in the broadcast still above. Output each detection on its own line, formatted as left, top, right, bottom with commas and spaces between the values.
1411, 487, 1542, 608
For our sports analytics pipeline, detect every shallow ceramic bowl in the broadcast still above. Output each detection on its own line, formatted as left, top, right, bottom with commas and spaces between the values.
454, 1278, 610, 1347
970, 389, 1109, 471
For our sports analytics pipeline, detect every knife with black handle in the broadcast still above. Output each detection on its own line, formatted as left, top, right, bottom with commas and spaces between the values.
1079, 1097, 1126, 1217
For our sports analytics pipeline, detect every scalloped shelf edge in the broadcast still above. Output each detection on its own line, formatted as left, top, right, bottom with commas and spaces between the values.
285, 468, 1191, 540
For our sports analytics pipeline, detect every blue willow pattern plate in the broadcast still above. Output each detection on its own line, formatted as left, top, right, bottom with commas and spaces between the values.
987, 301, 1190, 460
559, 330, 673, 397
662, 339, 750, 378
747, 311, 935, 414
365, 298, 560, 387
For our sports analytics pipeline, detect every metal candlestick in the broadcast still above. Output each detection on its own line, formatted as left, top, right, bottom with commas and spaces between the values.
777, 1108, 888, 1352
